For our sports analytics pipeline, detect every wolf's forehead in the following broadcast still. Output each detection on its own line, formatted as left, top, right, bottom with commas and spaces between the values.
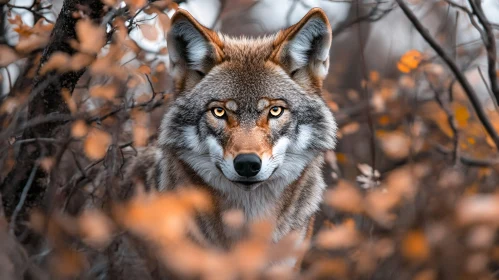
204, 65, 290, 103
219, 35, 277, 62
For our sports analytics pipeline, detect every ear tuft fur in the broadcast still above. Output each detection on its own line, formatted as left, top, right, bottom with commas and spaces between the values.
167, 9, 224, 89
272, 8, 332, 82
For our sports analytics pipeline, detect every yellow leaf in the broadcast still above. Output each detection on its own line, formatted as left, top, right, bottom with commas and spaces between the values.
454, 104, 470, 127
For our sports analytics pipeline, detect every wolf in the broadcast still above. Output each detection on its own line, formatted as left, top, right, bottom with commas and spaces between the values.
127, 7, 337, 264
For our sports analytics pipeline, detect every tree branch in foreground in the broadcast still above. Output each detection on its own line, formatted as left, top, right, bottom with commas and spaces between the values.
1, 0, 104, 220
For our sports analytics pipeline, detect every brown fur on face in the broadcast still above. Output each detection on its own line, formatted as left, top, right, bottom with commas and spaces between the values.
224, 127, 272, 159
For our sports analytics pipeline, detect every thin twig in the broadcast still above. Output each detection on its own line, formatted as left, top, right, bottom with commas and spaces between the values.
396, 0, 499, 150
7, 4, 55, 23
333, 0, 396, 36
426, 73, 459, 165
468, 0, 499, 106
436, 144, 499, 167
478, 66, 497, 109
9, 159, 40, 234
14, 138, 64, 145
356, 0, 377, 174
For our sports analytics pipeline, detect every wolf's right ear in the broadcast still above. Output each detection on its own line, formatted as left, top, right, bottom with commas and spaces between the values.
167, 9, 224, 91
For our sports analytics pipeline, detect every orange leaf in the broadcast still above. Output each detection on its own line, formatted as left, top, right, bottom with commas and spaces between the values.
76, 19, 106, 54
84, 128, 111, 160
397, 62, 411, 73
89, 85, 117, 100
325, 180, 363, 213
0, 46, 19, 67
71, 120, 88, 138
138, 65, 151, 75
401, 231, 429, 262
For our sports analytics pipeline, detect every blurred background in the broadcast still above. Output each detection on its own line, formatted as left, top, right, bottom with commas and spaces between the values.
2, 0, 499, 279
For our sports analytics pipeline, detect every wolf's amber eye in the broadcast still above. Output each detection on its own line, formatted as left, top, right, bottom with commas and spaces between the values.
212, 107, 226, 118
269, 106, 284, 118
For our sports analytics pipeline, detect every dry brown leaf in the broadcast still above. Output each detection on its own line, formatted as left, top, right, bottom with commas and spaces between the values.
222, 210, 245, 229
78, 210, 114, 248
40, 157, 55, 172
49, 248, 87, 278
61, 88, 77, 113
316, 221, 359, 249
457, 194, 499, 226
156, 62, 167, 72
84, 128, 111, 160
304, 258, 348, 279
0, 46, 19, 67
0, 98, 19, 114
102, 0, 116, 6
138, 65, 151, 75
325, 180, 363, 213
76, 19, 106, 54
70, 52, 94, 70
384, 164, 426, 199
401, 230, 429, 262
133, 125, 149, 147
413, 269, 436, 280
139, 24, 159, 41
377, 130, 411, 160
158, 12, 171, 31
341, 122, 359, 135
89, 85, 117, 100
467, 225, 494, 249
71, 120, 88, 138
125, 0, 147, 12
466, 253, 488, 273
40, 52, 71, 75
364, 189, 399, 227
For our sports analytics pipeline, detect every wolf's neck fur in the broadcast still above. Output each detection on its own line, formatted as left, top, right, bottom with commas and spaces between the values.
154, 147, 326, 243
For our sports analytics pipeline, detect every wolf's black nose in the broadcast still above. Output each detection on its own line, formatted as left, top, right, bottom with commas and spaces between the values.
234, 154, 261, 177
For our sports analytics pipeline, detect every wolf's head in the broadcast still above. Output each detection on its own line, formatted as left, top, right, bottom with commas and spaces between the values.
159, 8, 337, 193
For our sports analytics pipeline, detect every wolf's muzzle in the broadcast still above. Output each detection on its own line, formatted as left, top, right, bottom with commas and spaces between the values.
234, 153, 261, 177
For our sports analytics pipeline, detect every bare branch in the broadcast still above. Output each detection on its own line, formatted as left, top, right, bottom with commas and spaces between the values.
9, 158, 40, 234
396, 0, 499, 150
468, 0, 499, 105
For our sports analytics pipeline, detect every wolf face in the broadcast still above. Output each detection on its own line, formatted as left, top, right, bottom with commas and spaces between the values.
159, 8, 336, 210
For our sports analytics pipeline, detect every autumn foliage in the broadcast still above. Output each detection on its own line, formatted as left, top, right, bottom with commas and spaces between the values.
1, 0, 499, 279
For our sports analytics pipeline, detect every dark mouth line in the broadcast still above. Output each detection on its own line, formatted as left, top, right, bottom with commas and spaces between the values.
235, 180, 263, 186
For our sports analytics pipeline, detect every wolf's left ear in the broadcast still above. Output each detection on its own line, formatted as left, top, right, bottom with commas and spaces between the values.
271, 8, 332, 87
167, 9, 224, 91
